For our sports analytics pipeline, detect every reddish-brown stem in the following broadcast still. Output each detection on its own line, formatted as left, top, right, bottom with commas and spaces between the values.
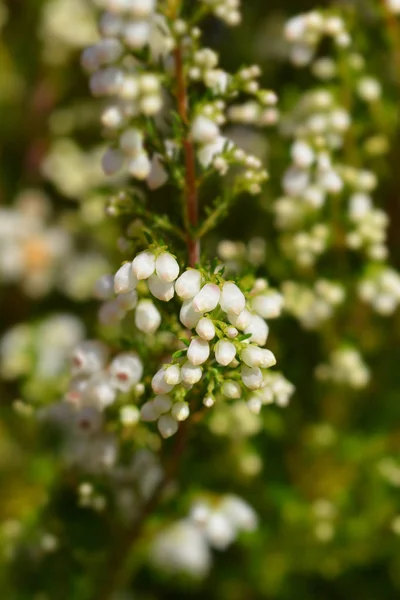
94, 39, 199, 600
174, 45, 200, 267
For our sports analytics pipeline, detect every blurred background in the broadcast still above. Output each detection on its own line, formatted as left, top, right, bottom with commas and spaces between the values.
1, 0, 400, 598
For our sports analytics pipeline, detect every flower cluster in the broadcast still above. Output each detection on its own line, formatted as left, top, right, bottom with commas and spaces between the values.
0, 190, 71, 297
284, 11, 350, 67
282, 279, 345, 330
0, 314, 84, 384
315, 347, 370, 389
347, 192, 388, 261
151, 493, 257, 577
99, 248, 280, 438
66, 341, 143, 414
358, 268, 400, 315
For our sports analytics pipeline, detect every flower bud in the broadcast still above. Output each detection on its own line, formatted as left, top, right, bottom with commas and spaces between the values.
140, 401, 160, 422
251, 292, 283, 319
187, 337, 210, 366
148, 274, 175, 302
226, 326, 238, 338
260, 349, 276, 368
158, 414, 179, 438
241, 365, 263, 390
102, 147, 124, 175
171, 401, 190, 422
164, 365, 181, 385
71, 340, 109, 375
99, 12, 123, 38
247, 395, 262, 414
116, 290, 138, 311
221, 380, 242, 399
94, 274, 115, 300
241, 346, 265, 368
120, 405, 140, 426
214, 340, 236, 366
181, 361, 203, 385
156, 252, 180, 282
219, 495, 258, 531
128, 152, 151, 180
192, 283, 221, 313
203, 395, 215, 407
227, 308, 252, 330
180, 299, 201, 328
98, 300, 125, 325
196, 317, 216, 341
124, 21, 151, 50
120, 128, 143, 156
86, 373, 117, 408
109, 352, 143, 392
244, 315, 269, 346
114, 262, 137, 294
135, 300, 161, 334
152, 369, 174, 394
175, 269, 202, 299
191, 115, 220, 144
291, 140, 314, 168
132, 251, 155, 280
127, 0, 156, 19
220, 282, 246, 315
147, 154, 168, 190
153, 394, 172, 414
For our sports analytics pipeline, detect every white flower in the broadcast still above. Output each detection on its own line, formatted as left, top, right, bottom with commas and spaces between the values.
219, 495, 258, 531
135, 299, 161, 333
147, 154, 169, 190
221, 380, 241, 398
124, 20, 151, 50
175, 269, 202, 299
140, 401, 160, 422
109, 352, 143, 392
127, 0, 156, 19
150, 519, 211, 577
153, 394, 173, 414
181, 361, 203, 385
214, 339, 236, 366
94, 274, 115, 300
158, 414, 179, 438
128, 152, 152, 180
228, 308, 252, 330
187, 337, 210, 366
197, 136, 231, 168
164, 365, 181, 385
219, 282, 246, 315
148, 274, 175, 302
132, 251, 155, 280
195, 317, 216, 341
155, 252, 180, 282
291, 140, 315, 168
120, 405, 140, 426
171, 401, 190, 421
241, 365, 263, 390
101, 147, 124, 175
191, 115, 220, 144
204, 512, 236, 550
71, 340, 108, 375
120, 128, 143, 156
192, 283, 221, 313
180, 299, 201, 329
244, 315, 269, 346
152, 369, 174, 394
85, 372, 116, 408
251, 291, 283, 319
114, 262, 137, 294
